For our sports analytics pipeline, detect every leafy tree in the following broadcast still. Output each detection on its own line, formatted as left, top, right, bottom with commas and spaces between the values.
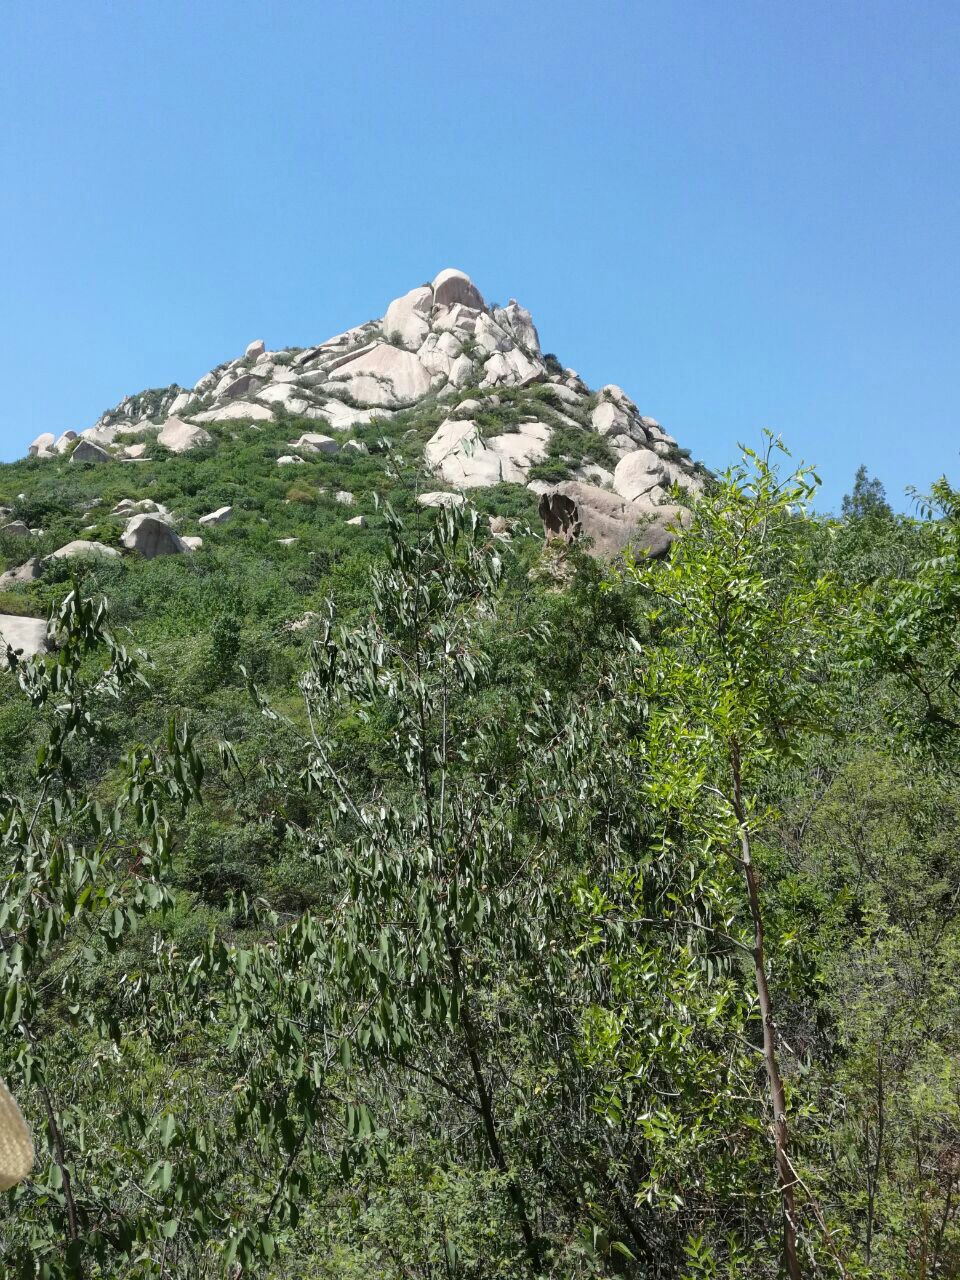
0, 588, 203, 1276
841, 465, 893, 523
613, 436, 846, 1277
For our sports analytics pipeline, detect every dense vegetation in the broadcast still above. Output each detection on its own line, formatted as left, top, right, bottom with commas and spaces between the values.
1, 423, 959, 1278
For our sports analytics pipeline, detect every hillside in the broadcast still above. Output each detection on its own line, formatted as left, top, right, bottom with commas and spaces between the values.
1, 276, 959, 1280
3, 268, 706, 662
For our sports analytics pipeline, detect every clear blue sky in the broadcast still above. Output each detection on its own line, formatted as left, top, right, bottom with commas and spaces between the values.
2, 1, 958, 511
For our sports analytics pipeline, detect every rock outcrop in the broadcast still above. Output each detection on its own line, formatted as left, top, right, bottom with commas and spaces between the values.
424, 419, 550, 488
70, 440, 111, 465
198, 506, 233, 527
121, 515, 189, 559
158, 419, 212, 453
46, 540, 121, 561
0, 558, 41, 588
0, 616, 47, 663
539, 484, 691, 559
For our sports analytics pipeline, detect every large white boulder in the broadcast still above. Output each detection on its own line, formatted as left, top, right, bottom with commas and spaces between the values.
613, 450, 667, 503
112, 498, 170, 519
216, 372, 261, 400
288, 433, 339, 455
0, 616, 47, 663
314, 400, 394, 430
539, 482, 690, 559
28, 433, 56, 456
198, 506, 233, 527
53, 430, 78, 454
382, 286, 433, 350
70, 440, 112, 465
158, 418, 213, 452
493, 299, 541, 355
479, 348, 543, 389
417, 331, 465, 379
121, 515, 189, 559
544, 382, 583, 406
591, 400, 645, 442
326, 342, 435, 407
167, 390, 193, 416
277, 455, 305, 466
417, 491, 466, 509
432, 268, 485, 311
432, 303, 481, 338
192, 401, 273, 423
599, 384, 639, 414
245, 339, 265, 359
79, 424, 123, 447
46, 540, 121, 561
447, 354, 476, 388
424, 419, 550, 488
0, 557, 41, 588
473, 312, 513, 358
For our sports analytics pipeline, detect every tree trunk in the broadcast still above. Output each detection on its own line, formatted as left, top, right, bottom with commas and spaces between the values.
731, 744, 802, 1280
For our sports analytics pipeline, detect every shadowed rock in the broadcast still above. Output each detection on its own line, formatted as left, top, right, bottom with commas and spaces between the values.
121, 515, 189, 559
539, 483, 690, 559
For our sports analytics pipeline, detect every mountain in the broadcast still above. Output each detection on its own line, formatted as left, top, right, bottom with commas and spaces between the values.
2, 268, 707, 661
28, 271, 702, 501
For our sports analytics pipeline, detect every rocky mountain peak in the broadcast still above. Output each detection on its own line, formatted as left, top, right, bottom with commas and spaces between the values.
23, 268, 706, 558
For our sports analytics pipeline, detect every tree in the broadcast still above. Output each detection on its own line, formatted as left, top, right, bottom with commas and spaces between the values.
841, 465, 893, 523
617, 436, 846, 1276
0, 587, 203, 1276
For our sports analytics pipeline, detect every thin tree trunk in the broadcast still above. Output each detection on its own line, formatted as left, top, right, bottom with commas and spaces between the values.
445, 924, 543, 1273
730, 743, 802, 1280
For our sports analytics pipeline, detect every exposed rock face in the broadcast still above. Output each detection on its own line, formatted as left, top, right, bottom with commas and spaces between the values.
288, 433, 338, 455
539, 484, 690, 559
417, 491, 466, 509
325, 343, 436, 407
2, 521, 31, 538
424, 419, 550, 488
383, 286, 433, 350
121, 515, 189, 559
432, 267, 485, 311
192, 401, 273, 423
158, 419, 213, 452
480, 348, 543, 389
46, 540, 121, 561
245, 339, 265, 359
198, 506, 233, 526
53, 431, 78, 454
493, 300, 541, 355
0, 557, 41, 588
29, 433, 56, 456
70, 440, 111, 465
0, 616, 47, 663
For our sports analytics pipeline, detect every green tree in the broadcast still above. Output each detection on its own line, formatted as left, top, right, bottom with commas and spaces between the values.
0, 588, 203, 1276
841, 465, 893, 523
615, 436, 847, 1277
